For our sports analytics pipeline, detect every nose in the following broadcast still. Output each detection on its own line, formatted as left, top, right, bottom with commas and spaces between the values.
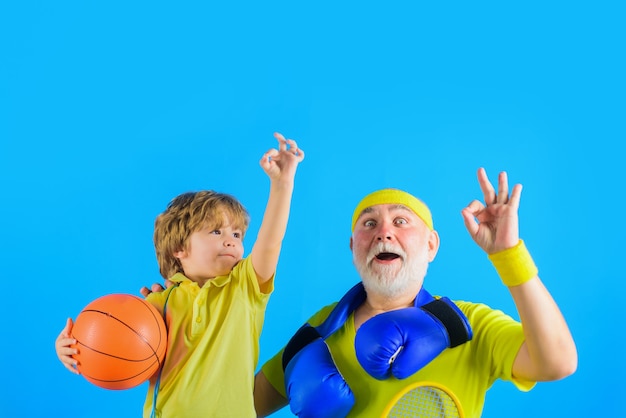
375, 223, 393, 241
376, 233, 392, 241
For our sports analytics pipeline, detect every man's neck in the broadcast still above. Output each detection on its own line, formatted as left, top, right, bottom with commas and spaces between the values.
354, 292, 417, 330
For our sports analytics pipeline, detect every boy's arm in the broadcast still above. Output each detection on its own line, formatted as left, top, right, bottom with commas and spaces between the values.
251, 132, 304, 289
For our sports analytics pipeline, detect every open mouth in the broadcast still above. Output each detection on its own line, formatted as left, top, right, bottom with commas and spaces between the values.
375, 252, 400, 261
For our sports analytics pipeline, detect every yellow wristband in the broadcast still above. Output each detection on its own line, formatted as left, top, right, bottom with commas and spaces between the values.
488, 240, 538, 287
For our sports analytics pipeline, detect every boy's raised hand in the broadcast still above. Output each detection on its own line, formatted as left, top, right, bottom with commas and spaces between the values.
260, 132, 305, 181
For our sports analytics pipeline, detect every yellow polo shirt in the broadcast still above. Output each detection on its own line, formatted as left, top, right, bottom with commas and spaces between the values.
144, 256, 273, 418
262, 298, 534, 418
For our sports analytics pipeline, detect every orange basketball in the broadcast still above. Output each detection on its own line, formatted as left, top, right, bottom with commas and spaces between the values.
71, 293, 167, 390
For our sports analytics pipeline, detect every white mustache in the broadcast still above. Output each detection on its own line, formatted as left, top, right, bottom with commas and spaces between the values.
366, 242, 406, 264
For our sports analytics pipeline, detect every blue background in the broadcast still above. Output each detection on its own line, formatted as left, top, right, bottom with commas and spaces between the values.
1, 1, 624, 417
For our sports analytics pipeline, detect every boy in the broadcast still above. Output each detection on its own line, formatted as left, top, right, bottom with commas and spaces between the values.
55, 132, 304, 417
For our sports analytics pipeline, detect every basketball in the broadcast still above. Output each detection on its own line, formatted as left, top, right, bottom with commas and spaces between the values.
71, 293, 167, 390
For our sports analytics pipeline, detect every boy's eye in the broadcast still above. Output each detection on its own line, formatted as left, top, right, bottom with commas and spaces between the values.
211, 229, 221, 235
233, 232, 242, 239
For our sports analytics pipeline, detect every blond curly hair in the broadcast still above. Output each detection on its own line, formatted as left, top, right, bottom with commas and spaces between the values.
153, 191, 250, 279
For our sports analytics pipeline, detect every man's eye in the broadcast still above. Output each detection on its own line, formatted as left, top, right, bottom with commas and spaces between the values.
395, 218, 408, 225
364, 220, 376, 227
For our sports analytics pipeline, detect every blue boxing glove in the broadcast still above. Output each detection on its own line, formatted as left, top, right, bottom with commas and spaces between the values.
355, 298, 472, 380
284, 338, 355, 418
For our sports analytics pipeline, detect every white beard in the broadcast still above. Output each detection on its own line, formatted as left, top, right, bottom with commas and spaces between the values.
354, 242, 430, 299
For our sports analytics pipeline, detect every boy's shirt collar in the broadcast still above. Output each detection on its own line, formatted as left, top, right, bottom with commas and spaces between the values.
169, 272, 231, 288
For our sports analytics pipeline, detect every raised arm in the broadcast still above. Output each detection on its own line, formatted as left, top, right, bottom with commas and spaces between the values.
251, 132, 305, 288
461, 167, 577, 382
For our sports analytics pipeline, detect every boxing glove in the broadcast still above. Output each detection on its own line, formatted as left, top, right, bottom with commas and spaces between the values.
284, 338, 355, 418
355, 297, 472, 380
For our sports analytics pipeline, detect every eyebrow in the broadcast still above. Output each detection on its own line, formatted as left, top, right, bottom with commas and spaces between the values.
362, 204, 412, 215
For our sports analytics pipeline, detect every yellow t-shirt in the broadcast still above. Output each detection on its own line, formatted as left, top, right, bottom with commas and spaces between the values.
144, 256, 273, 418
262, 297, 534, 418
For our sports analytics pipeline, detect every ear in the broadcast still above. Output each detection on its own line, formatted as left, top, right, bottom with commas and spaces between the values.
349, 236, 353, 251
427, 230, 440, 262
173, 248, 187, 260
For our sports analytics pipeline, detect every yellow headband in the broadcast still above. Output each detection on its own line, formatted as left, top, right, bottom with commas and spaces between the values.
351, 189, 433, 231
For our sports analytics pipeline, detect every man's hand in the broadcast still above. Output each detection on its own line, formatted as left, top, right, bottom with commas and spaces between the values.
461, 167, 521, 254
139, 280, 173, 297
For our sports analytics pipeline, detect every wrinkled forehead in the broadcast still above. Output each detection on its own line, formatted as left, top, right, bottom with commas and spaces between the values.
351, 189, 434, 231
353, 204, 419, 228
359, 204, 413, 217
